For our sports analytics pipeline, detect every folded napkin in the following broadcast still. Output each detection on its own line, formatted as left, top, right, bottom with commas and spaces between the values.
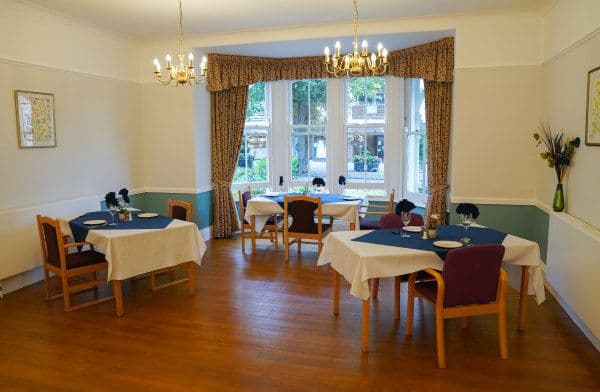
312, 177, 326, 187
456, 203, 480, 219
338, 175, 346, 185
279, 176, 284, 186
105, 192, 118, 208
118, 188, 130, 204
395, 199, 416, 214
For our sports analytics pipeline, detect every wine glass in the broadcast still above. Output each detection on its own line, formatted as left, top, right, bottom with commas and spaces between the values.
108, 205, 117, 226
461, 214, 472, 244
339, 183, 345, 195
401, 211, 411, 237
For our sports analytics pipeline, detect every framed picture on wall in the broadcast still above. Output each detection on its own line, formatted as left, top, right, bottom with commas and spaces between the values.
585, 66, 600, 146
14, 90, 56, 148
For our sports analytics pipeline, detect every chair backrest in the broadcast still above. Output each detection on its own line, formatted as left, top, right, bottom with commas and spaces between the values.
387, 190, 395, 213
380, 212, 424, 229
284, 195, 323, 235
237, 187, 252, 217
35, 215, 66, 269
167, 199, 194, 222
442, 244, 505, 307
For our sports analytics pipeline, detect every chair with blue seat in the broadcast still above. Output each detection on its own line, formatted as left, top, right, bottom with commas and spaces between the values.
406, 244, 508, 368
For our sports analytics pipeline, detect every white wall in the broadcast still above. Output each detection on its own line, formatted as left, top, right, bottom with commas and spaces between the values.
537, 0, 600, 348
0, 1, 143, 280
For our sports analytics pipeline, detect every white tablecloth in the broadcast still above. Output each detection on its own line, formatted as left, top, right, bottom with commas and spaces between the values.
60, 217, 206, 281
244, 196, 366, 232
317, 229, 546, 304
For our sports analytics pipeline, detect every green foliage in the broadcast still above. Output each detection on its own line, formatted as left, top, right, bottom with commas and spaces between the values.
291, 155, 300, 178
347, 77, 385, 104
246, 82, 266, 120
292, 79, 327, 125
233, 157, 268, 183
353, 150, 380, 164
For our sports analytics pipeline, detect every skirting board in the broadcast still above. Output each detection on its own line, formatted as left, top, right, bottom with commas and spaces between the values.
0, 225, 213, 296
545, 279, 600, 352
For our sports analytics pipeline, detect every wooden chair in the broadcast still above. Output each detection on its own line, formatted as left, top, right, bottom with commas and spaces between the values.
371, 212, 425, 299
283, 195, 331, 262
358, 190, 395, 230
149, 199, 196, 291
406, 245, 508, 368
238, 187, 281, 254
35, 215, 119, 313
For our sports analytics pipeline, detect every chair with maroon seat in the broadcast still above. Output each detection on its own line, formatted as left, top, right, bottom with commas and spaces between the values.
406, 244, 508, 368
358, 190, 395, 230
283, 195, 331, 262
238, 187, 281, 254
35, 215, 119, 314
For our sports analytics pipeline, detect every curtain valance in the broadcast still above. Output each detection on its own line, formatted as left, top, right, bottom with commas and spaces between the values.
206, 37, 453, 91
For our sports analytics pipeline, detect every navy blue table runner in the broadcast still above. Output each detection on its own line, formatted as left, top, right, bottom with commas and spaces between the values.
69, 211, 173, 243
351, 226, 507, 259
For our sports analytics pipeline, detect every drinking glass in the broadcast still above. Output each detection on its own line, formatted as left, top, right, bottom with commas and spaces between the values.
108, 205, 117, 226
461, 214, 472, 244
339, 184, 345, 195
401, 211, 411, 237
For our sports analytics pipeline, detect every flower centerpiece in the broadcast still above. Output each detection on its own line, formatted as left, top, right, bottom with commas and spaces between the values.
426, 214, 440, 239
533, 121, 581, 212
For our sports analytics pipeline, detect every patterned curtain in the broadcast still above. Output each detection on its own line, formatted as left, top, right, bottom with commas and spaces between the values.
211, 86, 249, 238
424, 81, 452, 223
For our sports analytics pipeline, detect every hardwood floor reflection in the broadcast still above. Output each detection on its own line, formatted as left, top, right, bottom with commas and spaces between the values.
1, 238, 599, 391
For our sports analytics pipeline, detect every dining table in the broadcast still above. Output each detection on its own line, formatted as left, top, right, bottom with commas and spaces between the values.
317, 226, 546, 352
59, 210, 206, 316
244, 192, 367, 234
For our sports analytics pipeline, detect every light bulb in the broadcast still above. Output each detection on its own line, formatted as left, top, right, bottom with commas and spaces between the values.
377, 42, 383, 51
335, 41, 341, 49
362, 40, 368, 49
324, 46, 330, 56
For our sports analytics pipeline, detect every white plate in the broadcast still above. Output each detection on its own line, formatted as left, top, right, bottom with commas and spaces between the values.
83, 219, 106, 225
402, 226, 422, 233
263, 192, 281, 197
343, 196, 361, 201
433, 240, 464, 249
138, 213, 159, 218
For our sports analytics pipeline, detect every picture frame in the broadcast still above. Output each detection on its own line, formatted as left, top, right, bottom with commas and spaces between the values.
14, 90, 56, 148
585, 66, 600, 146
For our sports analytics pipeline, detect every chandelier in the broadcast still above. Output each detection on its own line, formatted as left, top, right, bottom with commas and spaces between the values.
323, 0, 388, 77
152, 0, 207, 86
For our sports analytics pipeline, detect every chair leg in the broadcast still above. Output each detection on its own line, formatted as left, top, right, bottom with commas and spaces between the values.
61, 274, 71, 312
435, 310, 446, 368
43, 267, 51, 300
188, 261, 196, 296
274, 227, 279, 247
284, 235, 290, 262
406, 277, 415, 336
297, 238, 301, 253
150, 271, 157, 290
499, 303, 508, 359
372, 278, 380, 299
461, 317, 468, 329
241, 228, 246, 250
251, 216, 257, 255
93, 271, 99, 297
394, 276, 401, 320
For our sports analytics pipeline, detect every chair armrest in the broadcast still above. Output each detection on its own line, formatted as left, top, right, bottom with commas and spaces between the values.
423, 268, 445, 305
64, 242, 94, 250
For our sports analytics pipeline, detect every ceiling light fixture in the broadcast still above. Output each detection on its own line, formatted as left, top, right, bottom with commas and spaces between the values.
323, 0, 388, 77
152, 0, 207, 86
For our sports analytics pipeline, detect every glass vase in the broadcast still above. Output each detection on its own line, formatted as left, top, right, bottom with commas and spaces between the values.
552, 183, 565, 212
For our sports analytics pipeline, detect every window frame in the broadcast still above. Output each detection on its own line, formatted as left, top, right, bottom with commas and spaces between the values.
288, 79, 328, 187
403, 78, 428, 206
231, 82, 272, 192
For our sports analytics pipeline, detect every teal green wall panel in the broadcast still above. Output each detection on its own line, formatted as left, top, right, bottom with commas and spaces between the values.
122, 191, 213, 230
449, 203, 549, 262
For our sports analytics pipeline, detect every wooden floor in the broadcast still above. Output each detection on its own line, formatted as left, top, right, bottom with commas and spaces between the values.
1, 238, 599, 392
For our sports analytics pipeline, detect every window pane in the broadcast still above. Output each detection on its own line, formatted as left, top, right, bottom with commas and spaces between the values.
310, 132, 327, 178
233, 134, 248, 184
246, 83, 268, 124
405, 78, 427, 195
366, 77, 386, 123
291, 133, 308, 180
234, 129, 268, 184
291, 80, 309, 125
347, 128, 384, 184
347, 78, 366, 124
309, 80, 327, 125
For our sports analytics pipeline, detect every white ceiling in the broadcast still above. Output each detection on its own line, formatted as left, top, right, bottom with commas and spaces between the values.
27, 0, 553, 40
202, 30, 454, 58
